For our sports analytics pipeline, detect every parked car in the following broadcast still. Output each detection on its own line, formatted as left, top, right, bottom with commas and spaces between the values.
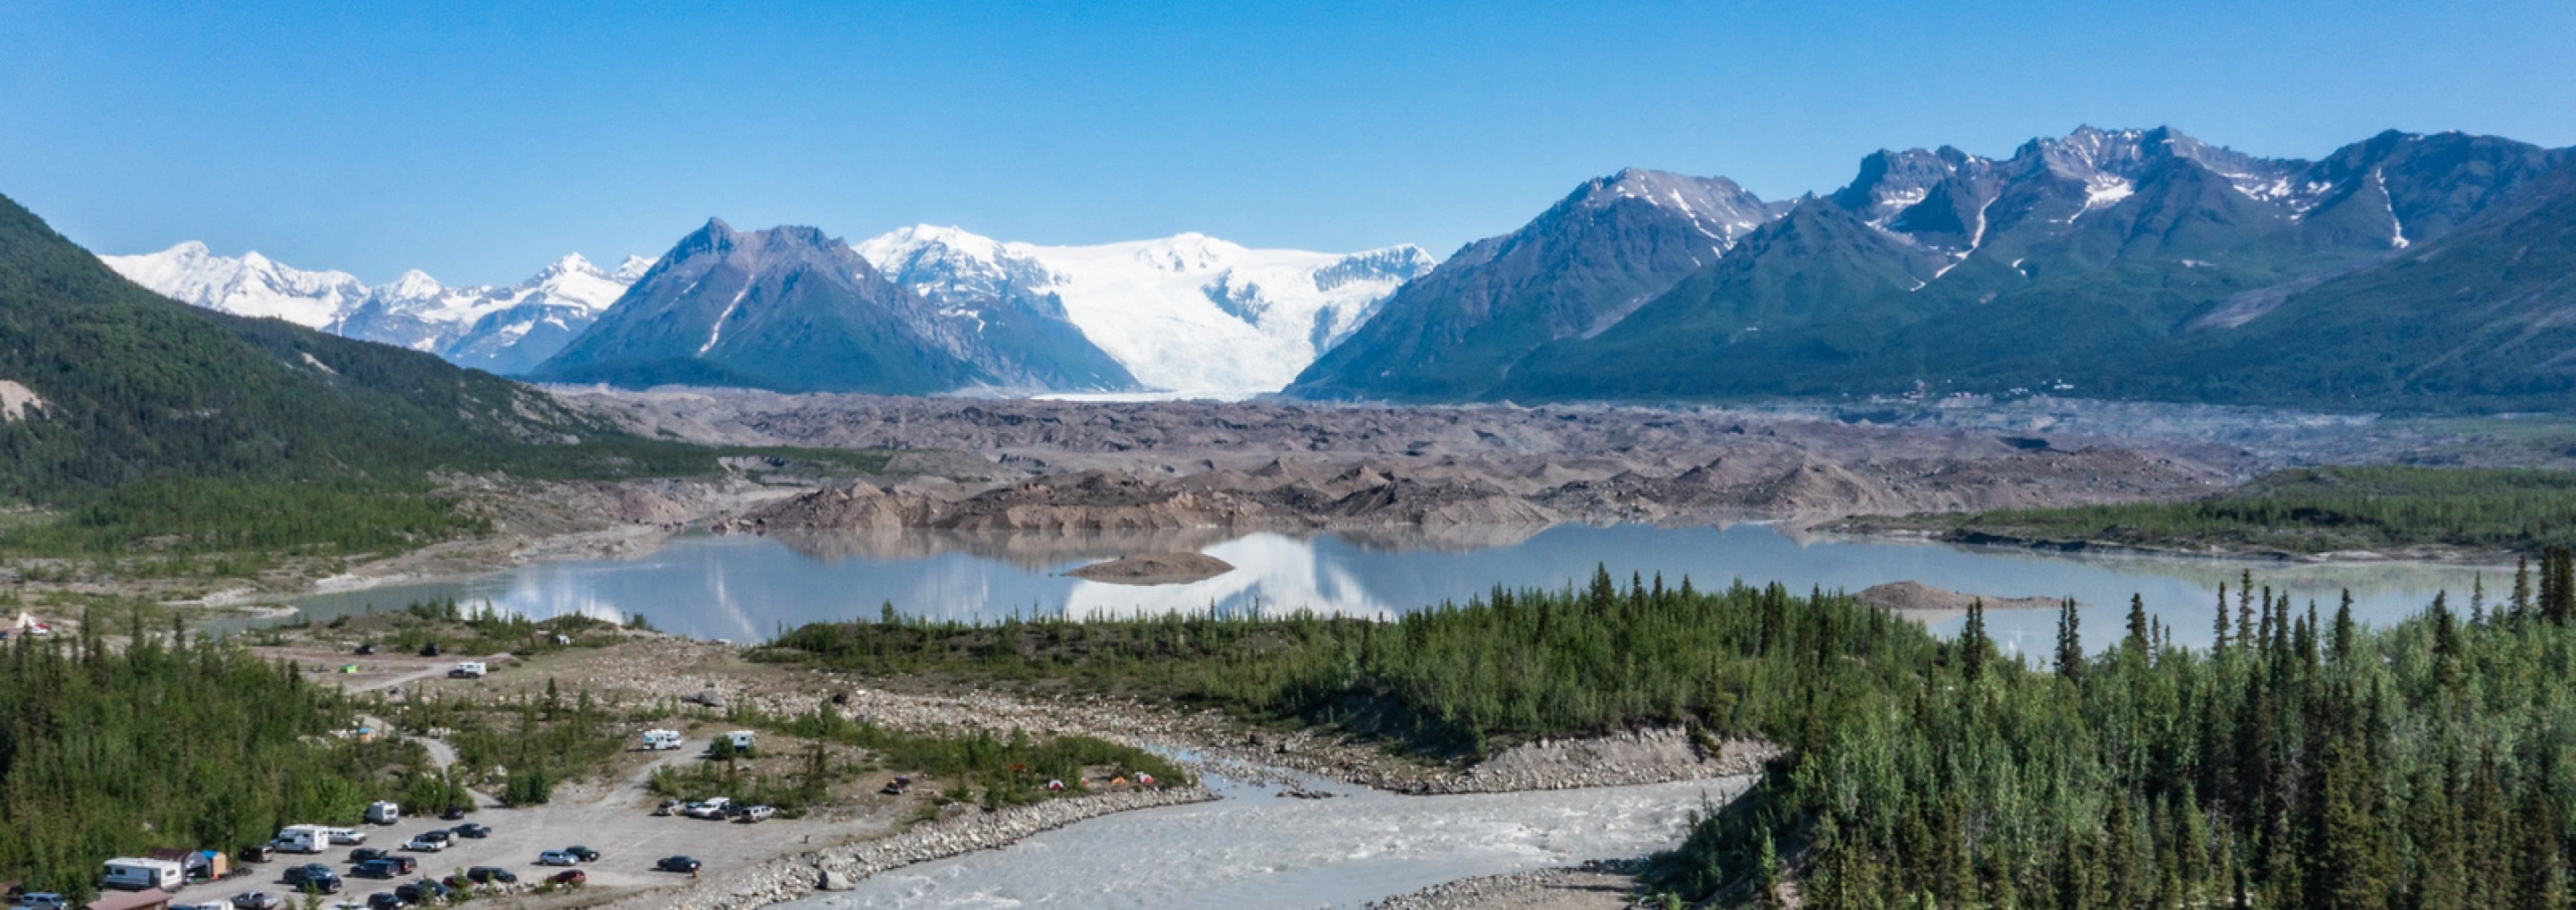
681, 796, 732, 819
546, 871, 585, 887
349, 847, 390, 863
449, 823, 490, 839
402, 832, 451, 853
418, 642, 440, 657
364, 893, 401, 910
230, 892, 280, 910
352, 860, 402, 880
15, 895, 68, 910
354, 643, 376, 656
283, 865, 343, 894
564, 846, 598, 863
392, 880, 447, 905
326, 829, 367, 846
536, 851, 578, 867
439, 807, 468, 821
238, 846, 275, 864
653, 799, 679, 816
463, 867, 515, 885
655, 856, 701, 874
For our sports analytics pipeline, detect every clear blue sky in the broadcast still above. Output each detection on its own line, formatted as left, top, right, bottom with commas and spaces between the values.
5, 0, 2572, 285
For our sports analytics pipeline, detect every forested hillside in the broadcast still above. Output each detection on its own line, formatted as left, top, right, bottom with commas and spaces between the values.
0, 191, 717, 563
0, 609, 410, 898
1658, 560, 2576, 908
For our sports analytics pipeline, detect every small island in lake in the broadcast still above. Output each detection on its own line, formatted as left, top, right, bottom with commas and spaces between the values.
1855, 581, 2072, 615
1064, 552, 1237, 585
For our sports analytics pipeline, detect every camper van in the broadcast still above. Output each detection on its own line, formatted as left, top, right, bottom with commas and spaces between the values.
273, 825, 332, 854
448, 661, 487, 679
723, 730, 755, 752
364, 801, 401, 824
101, 858, 186, 891
640, 729, 682, 751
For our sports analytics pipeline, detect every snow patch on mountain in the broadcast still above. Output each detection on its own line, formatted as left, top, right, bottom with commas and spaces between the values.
854, 226, 1433, 396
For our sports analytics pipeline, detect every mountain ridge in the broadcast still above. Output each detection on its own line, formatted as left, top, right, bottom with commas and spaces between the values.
1289, 125, 2576, 412
103, 243, 654, 374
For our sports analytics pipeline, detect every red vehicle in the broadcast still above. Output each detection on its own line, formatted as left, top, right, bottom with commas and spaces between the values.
547, 871, 586, 887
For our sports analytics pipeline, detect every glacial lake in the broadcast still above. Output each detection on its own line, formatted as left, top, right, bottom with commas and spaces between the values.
281, 523, 2496, 653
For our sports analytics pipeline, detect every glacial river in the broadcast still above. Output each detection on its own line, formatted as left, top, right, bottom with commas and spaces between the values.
287, 522, 2492, 654
782, 772, 1746, 910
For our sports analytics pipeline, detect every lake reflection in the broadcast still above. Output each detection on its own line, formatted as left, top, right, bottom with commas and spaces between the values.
285, 523, 2496, 651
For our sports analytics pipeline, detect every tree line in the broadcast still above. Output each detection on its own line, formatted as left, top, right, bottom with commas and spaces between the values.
1658, 549, 2576, 907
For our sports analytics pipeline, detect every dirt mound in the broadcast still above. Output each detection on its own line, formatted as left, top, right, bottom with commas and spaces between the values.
1855, 581, 2071, 613
1064, 552, 1236, 585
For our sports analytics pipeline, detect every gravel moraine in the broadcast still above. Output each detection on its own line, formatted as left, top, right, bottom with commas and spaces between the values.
1367, 859, 1657, 910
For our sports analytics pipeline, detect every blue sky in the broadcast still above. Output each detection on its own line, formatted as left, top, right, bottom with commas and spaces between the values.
4, 0, 2572, 285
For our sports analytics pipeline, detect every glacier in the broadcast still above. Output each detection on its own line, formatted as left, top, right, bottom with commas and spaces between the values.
855, 226, 1434, 398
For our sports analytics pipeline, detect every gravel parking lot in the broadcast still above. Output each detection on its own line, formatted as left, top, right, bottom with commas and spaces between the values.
177, 736, 902, 910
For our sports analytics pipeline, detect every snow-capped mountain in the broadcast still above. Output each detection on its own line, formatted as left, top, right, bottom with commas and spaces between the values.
531, 219, 1135, 395
102, 244, 651, 375
99, 242, 372, 327
853, 226, 1435, 396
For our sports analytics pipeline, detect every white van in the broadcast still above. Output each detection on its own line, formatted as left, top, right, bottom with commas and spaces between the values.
640, 729, 682, 751
101, 857, 186, 891
273, 824, 331, 854
449, 661, 487, 679
365, 801, 401, 824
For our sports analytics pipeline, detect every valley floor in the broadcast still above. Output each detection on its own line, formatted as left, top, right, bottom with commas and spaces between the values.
206, 626, 1753, 910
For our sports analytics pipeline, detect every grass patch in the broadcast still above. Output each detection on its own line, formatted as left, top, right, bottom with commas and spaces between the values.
1875, 465, 2576, 556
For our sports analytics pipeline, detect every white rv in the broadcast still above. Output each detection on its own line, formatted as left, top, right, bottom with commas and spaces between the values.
449, 661, 487, 679
640, 729, 682, 751
364, 800, 401, 824
100, 858, 185, 891
273, 824, 331, 854
724, 730, 755, 752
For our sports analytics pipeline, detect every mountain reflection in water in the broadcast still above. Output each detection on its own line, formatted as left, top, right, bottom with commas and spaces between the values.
284, 523, 2494, 651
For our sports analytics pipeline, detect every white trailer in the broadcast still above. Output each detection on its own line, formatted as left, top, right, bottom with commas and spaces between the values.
364, 800, 401, 824
640, 729, 682, 751
100, 858, 185, 891
449, 661, 487, 678
724, 730, 755, 752
273, 824, 331, 854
